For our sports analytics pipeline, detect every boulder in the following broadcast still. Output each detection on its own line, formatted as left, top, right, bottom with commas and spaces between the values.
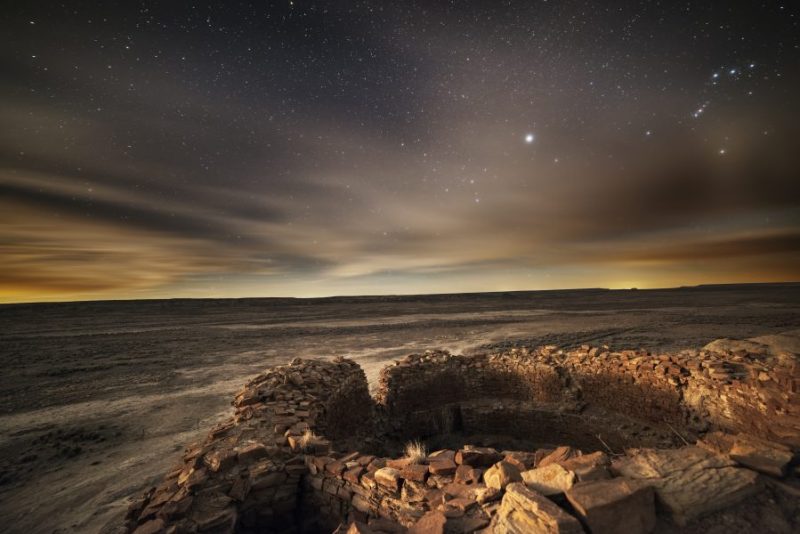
493, 482, 584, 534
611, 447, 760, 525
566, 478, 656, 534
522, 464, 575, 496
484, 461, 522, 490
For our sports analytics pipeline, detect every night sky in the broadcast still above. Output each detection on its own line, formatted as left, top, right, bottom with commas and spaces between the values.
2, 2, 799, 302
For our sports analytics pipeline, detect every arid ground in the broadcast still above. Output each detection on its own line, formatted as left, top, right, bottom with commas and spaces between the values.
1, 283, 799, 533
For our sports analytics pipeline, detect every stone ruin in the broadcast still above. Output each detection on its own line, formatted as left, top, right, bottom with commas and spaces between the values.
125, 344, 800, 534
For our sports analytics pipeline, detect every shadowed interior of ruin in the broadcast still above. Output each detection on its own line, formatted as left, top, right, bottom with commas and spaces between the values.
369, 353, 690, 458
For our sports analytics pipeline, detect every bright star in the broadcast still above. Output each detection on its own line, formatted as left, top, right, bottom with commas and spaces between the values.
524, 133, 535, 144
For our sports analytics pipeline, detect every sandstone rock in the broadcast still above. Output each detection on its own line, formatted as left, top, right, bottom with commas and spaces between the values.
429, 450, 456, 461
409, 510, 447, 534
696, 431, 736, 456
402, 480, 429, 503
484, 461, 522, 490
402, 463, 429, 482
493, 482, 584, 534
538, 446, 582, 468
374, 467, 403, 492
729, 434, 793, 477
346, 521, 375, 534
368, 517, 407, 533
566, 478, 655, 534
611, 446, 760, 525
558, 451, 611, 482
474, 485, 501, 504
522, 464, 575, 496
503, 451, 537, 471
344, 466, 365, 485
204, 449, 237, 473
455, 464, 482, 485
429, 458, 457, 476
456, 447, 503, 467
236, 443, 269, 464
132, 518, 165, 534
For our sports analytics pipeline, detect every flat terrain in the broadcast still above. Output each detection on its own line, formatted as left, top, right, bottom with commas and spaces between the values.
1, 284, 799, 533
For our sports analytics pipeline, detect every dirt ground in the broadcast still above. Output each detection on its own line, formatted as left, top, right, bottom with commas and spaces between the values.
1, 283, 799, 533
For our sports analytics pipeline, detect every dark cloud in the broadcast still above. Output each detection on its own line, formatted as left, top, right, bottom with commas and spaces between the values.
1, 2, 799, 301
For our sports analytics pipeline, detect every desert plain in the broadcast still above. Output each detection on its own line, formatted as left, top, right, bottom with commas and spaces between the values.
1, 283, 799, 533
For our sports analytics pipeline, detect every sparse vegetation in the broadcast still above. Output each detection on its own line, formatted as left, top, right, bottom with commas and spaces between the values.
299, 429, 319, 449
403, 440, 427, 464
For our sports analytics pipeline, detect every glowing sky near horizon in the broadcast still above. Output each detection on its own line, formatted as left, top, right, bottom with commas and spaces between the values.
1, 2, 799, 302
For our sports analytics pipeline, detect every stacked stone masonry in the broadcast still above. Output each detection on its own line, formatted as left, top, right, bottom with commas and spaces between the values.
126, 344, 800, 534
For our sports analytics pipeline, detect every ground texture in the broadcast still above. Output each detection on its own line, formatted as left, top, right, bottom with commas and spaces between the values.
1, 284, 799, 532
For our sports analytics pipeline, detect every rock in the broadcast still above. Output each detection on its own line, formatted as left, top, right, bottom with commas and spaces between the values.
484, 461, 522, 490
455, 464, 482, 485
402, 463, 430, 482
729, 434, 793, 477
429, 458, 457, 476
566, 478, 656, 534
474, 485, 501, 504
493, 482, 584, 534
236, 443, 269, 464
696, 431, 736, 456
456, 447, 503, 467
538, 446, 582, 468
522, 464, 575, 496
558, 451, 611, 482
132, 518, 165, 534
346, 521, 375, 534
503, 451, 537, 471
203, 449, 237, 472
374, 467, 403, 492
409, 510, 447, 534
611, 447, 760, 525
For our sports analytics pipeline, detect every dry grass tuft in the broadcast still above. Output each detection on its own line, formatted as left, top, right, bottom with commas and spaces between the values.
299, 429, 319, 449
404, 440, 428, 464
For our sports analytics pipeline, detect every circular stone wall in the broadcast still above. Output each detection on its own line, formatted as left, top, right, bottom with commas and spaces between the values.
124, 345, 799, 534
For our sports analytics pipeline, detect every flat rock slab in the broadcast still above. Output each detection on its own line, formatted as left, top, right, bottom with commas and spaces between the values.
522, 464, 576, 496
566, 478, 656, 534
729, 434, 793, 477
493, 482, 584, 534
611, 447, 760, 525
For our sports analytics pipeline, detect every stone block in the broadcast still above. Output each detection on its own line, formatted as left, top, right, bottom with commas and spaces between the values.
484, 461, 522, 490
374, 467, 403, 492
566, 478, 655, 534
493, 482, 584, 534
522, 464, 575, 496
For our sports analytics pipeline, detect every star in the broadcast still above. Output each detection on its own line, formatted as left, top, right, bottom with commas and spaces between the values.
524, 133, 535, 144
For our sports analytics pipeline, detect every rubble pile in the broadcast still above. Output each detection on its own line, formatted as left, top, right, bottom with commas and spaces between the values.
125, 344, 799, 533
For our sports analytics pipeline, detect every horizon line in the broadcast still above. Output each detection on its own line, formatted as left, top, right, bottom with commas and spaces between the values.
2, 280, 798, 307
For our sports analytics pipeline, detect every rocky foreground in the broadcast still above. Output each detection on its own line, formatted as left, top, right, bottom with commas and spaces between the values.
125, 342, 799, 533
